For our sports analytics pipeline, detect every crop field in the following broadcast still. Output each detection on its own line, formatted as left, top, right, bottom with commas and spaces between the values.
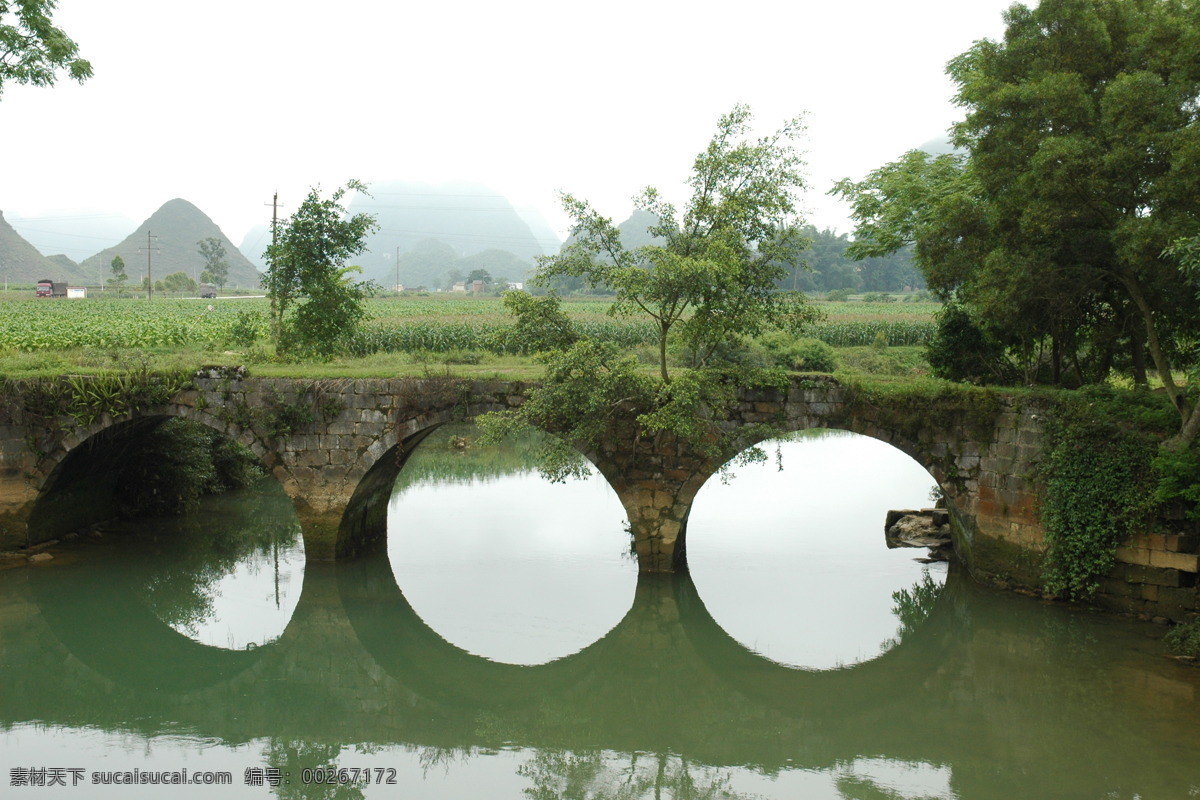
0, 298, 266, 350
0, 295, 940, 353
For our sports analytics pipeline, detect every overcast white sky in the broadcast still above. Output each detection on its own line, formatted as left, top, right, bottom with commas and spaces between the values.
0, 0, 1014, 256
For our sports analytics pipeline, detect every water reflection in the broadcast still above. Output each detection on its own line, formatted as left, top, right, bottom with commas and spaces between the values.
7, 426, 1200, 799
688, 430, 946, 669
386, 424, 637, 665
7, 559, 1200, 799
111, 479, 305, 650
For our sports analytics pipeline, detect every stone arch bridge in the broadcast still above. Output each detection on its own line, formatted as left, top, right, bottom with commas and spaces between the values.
0, 370, 1052, 586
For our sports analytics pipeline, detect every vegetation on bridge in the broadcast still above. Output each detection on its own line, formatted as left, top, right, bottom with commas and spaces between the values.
475, 106, 818, 477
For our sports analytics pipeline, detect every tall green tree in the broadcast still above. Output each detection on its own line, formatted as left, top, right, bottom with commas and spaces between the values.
536, 105, 814, 382
836, 0, 1200, 443
262, 181, 377, 356
106, 254, 127, 290
196, 237, 229, 288
0, 0, 91, 96
481, 107, 816, 483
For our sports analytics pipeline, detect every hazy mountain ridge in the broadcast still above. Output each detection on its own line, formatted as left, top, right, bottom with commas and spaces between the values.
345, 181, 559, 288
78, 199, 261, 288
6, 211, 139, 265
0, 212, 90, 284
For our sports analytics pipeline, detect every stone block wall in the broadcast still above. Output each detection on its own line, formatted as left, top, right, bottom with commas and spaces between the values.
1100, 529, 1200, 621
2, 372, 1197, 621
0, 421, 38, 550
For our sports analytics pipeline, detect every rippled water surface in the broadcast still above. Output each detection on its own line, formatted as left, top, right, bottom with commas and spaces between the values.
3, 425, 1198, 799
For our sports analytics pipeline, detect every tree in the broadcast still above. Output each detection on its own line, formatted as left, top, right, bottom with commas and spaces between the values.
262, 181, 378, 356
107, 254, 127, 290
465, 268, 492, 286
480, 107, 817, 482
0, 0, 91, 97
537, 105, 815, 382
835, 0, 1200, 442
161, 271, 196, 294
197, 237, 229, 288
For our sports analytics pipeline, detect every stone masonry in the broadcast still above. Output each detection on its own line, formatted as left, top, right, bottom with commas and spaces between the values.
1, 371, 1196, 621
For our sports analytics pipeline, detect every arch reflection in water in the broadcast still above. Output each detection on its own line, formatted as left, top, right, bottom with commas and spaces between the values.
688, 429, 946, 670
386, 424, 637, 665
106, 479, 304, 651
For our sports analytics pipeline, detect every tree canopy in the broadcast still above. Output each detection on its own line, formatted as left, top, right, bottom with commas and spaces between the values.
535, 104, 814, 382
106, 254, 126, 289
0, 0, 91, 97
262, 181, 378, 356
480, 106, 815, 481
197, 237, 229, 288
835, 0, 1200, 444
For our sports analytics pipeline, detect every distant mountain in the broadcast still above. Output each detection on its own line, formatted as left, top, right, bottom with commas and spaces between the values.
513, 207, 562, 258
615, 210, 664, 250
561, 209, 664, 253
238, 223, 273, 271
345, 181, 559, 288
0, 211, 89, 284
46, 254, 79, 272
6, 210, 137, 264
79, 199, 261, 288
916, 134, 962, 156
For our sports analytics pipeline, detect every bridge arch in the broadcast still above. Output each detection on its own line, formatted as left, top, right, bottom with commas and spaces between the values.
333, 411, 622, 561
681, 415, 965, 556
581, 377, 993, 574
27, 405, 274, 542
3, 375, 1049, 595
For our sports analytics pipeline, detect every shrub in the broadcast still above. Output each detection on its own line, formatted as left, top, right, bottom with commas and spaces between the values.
1152, 444, 1200, 520
1165, 619, 1200, 658
754, 332, 836, 372
925, 302, 1009, 383
791, 338, 837, 371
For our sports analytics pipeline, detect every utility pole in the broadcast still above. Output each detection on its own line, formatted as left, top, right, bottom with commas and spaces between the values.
139, 232, 160, 300
395, 245, 400, 294
265, 193, 284, 344
266, 192, 283, 248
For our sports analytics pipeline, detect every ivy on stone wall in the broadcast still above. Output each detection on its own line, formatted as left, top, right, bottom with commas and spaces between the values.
1037, 387, 1172, 599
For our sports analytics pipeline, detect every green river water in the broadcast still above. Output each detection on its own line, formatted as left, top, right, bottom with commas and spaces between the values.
1, 427, 1198, 799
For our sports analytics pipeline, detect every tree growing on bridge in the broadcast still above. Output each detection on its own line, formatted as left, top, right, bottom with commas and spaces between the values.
534, 104, 815, 384
263, 181, 378, 357
481, 106, 814, 479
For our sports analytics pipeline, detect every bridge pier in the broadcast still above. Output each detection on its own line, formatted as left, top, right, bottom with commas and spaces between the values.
588, 430, 720, 574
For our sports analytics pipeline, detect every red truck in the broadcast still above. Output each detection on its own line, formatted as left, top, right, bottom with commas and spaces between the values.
35, 280, 67, 298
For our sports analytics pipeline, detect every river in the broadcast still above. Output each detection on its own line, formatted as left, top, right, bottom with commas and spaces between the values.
1, 426, 1197, 799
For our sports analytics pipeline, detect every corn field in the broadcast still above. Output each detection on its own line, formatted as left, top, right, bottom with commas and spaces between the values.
0, 296, 938, 353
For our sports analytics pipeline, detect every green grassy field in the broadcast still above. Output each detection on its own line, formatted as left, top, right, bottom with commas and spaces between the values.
0, 294, 941, 379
